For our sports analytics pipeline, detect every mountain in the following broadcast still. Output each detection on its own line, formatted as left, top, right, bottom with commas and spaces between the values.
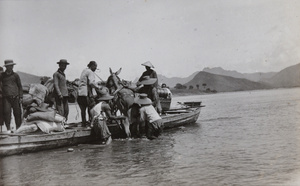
14, 62, 300, 92
265, 63, 300, 88
17, 71, 41, 85
158, 71, 199, 88
203, 67, 276, 82
134, 71, 199, 88
184, 71, 272, 92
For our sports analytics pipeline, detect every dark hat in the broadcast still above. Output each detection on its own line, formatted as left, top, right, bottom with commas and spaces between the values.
96, 87, 114, 101
141, 61, 154, 68
134, 93, 152, 105
4, 60, 16, 67
139, 76, 157, 85
87, 61, 97, 68
57, 59, 70, 65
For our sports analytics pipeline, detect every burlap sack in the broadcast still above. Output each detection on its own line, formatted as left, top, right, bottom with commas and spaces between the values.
26, 110, 56, 122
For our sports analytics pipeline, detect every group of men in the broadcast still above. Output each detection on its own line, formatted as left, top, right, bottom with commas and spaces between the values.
0, 59, 163, 139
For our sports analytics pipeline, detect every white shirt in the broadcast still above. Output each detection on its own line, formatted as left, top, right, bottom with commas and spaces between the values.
78, 68, 98, 96
140, 105, 161, 123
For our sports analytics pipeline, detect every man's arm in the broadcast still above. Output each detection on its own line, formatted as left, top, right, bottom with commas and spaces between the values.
88, 72, 100, 89
53, 73, 62, 98
103, 103, 126, 120
16, 73, 23, 99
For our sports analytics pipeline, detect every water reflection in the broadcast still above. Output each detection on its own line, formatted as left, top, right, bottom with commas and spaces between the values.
2, 88, 300, 185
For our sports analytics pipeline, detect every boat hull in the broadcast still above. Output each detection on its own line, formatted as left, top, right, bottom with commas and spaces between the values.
0, 105, 202, 156
0, 128, 93, 156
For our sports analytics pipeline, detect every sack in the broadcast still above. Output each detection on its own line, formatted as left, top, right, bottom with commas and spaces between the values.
23, 94, 34, 108
35, 120, 65, 134
26, 110, 56, 122
15, 124, 38, 134
54, 113, 66, 123
29, 84, 48, 105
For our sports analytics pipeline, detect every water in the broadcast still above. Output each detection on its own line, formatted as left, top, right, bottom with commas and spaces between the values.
1, 88, 300, 186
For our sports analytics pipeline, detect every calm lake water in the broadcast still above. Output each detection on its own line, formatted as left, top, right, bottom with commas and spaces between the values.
1, 88, 300, 186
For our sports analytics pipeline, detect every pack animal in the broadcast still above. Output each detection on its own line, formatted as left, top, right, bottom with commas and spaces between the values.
106, 68, 143, 136
106, 68, 136, 117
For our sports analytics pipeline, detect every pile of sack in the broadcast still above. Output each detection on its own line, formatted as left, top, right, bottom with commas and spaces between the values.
16, 103, 66, 134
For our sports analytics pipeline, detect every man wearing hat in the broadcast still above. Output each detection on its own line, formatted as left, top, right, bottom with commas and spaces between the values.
0, 66, 3, 129
77, 61, 101, 127
134, 93, 163, 140
90, 87, 127, 144
53, 59, 69, 120
138, 76, 162, 114
1, 60, 23, 132
137, 61, 158, 88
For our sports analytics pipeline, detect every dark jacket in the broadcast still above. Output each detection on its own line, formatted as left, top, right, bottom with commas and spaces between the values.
53, 69, 68, 97
1, 71, 23, 98
138, 69, 158, 87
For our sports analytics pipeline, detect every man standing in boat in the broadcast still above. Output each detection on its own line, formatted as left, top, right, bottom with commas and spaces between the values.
77, 61, 101, 127
1, 60, 23, 133
0, 66, 4, 130
137, 61, 158, 88
53, 59, 69, 121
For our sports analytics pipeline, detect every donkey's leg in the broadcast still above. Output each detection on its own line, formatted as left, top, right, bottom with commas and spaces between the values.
122, 116, 131, 138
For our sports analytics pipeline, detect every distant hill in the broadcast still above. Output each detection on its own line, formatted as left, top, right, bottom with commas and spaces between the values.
17, 71, 41, 85
158, 71, 199, 88
14, 62, 300, 93
203, 67, 276, 82
134, 71, 199, 88
265, 63, 300, 88
184, 71, 272, 92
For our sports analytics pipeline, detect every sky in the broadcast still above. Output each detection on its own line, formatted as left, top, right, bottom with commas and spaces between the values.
0, 0, 300, 82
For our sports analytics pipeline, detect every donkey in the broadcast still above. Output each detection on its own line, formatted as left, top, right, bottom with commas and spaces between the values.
106, 68, 143, 137
106, 68, 136, 116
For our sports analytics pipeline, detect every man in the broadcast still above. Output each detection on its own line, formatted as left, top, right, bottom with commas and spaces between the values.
138, 76, 162, 114
53, 59, 69, 120
137, 61, 158, 88
1, 60, 23, 132
90, 87, 127, 144
134, 93, 163, 140
0, 66, 4, 129
77, 61, 101, 127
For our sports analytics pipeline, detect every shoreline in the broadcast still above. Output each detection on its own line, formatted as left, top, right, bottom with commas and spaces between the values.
170, 89, 215, 97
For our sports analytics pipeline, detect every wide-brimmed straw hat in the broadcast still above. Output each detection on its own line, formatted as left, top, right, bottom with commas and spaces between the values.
57, 59, 70, 65
139, 76, 157, 85
96, 87, 114, 101
134, 93, 152, 106
4, 60, 16, 67
141, 61, 154, 68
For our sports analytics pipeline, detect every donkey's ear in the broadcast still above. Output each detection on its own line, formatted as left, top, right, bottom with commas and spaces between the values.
116, 68, 122, 76
109, 67, 113, 75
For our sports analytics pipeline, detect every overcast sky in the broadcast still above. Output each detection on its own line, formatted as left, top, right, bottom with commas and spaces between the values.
1, 0, 300, 82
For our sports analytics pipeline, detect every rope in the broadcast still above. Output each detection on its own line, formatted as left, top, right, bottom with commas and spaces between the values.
94, 72, 105, 82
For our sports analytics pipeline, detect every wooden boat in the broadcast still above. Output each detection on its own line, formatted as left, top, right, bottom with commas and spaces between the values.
0, 102, 204, 156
